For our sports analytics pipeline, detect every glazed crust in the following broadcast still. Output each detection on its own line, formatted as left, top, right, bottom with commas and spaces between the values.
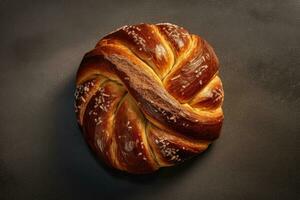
74, 23, 224, 174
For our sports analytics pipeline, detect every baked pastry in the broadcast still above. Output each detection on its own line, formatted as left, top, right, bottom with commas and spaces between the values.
74, 23, 224, 174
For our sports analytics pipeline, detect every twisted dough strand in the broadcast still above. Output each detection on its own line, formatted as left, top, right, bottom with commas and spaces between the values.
74, 23, 224, 173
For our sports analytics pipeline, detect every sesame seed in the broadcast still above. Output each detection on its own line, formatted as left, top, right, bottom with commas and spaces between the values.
170, 74, 181, 81
156, 137, 181, 162
205, 53, 210, 59
169, 115, 176, 122
102, 93, 110, 97
84, 87, 89, 92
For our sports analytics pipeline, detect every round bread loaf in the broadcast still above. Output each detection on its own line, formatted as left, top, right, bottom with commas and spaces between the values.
74, 23, 224, 174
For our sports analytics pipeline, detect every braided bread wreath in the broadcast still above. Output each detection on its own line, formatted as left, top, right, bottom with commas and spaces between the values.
74, 23, 224, 174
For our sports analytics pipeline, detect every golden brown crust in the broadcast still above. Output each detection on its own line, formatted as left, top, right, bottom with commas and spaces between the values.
147, 124, 210, 166
163, 37, 219, 102
99, 23, 174, 78
156, 23, 191, 57
74, 77, 106, 125
76, 50, 121, 85
82, 81, 126, 168
75, 23, 224, 174
114, 95, 159, 173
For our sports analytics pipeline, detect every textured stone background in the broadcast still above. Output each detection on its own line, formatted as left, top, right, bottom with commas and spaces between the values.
0, 0, 299, 199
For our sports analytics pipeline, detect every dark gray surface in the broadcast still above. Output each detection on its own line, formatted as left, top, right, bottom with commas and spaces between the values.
0, 0, 299, 199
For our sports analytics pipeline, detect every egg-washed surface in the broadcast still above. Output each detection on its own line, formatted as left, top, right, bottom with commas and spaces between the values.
75, 23, 224, 173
